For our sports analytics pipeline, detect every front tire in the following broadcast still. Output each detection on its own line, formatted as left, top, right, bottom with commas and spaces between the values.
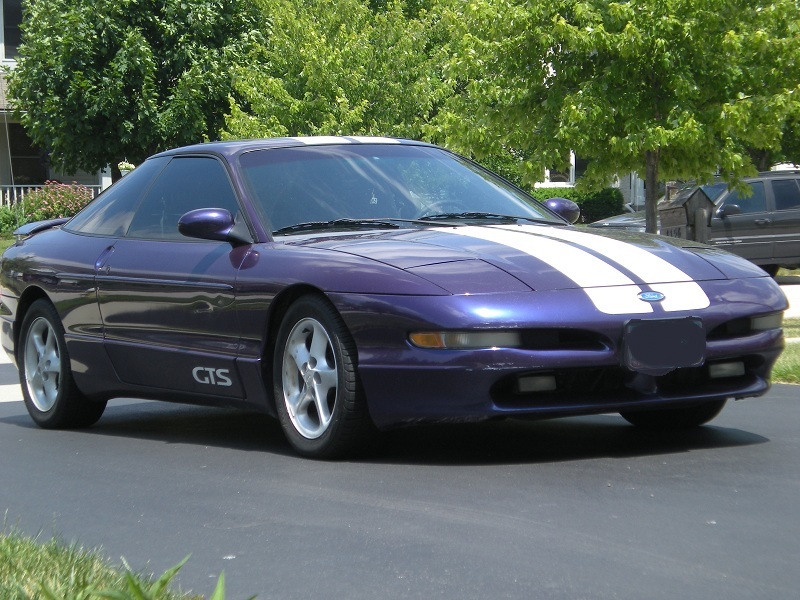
620, 399, 726, 430
18, 300, 106, 428
273, 295, 374, 458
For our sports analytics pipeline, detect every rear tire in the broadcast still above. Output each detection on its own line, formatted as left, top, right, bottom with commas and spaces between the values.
18, 299, 106, 428
273, 295, 374, 458
761, 264, 779, 277
620, 399, 726, 430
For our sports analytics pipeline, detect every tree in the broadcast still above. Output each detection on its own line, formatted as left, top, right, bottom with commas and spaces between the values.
9, 0, 259, 179
436, 0, 800, 230
223, 0, 450, 140
749, 118, 800, 170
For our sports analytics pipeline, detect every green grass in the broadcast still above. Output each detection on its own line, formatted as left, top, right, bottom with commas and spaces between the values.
0, 235, 14, 252
783, 318, 800, 339
774, 318, 800, 384
0, 529, 223, 600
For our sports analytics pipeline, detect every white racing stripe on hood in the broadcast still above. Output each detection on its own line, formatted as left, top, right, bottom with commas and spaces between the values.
439, 225, 710, 314
504, 225, 691, 282
499, 225, 710, 312
647, 281, 711, 312
440, 226, 635, 288
439, 226, 650, 314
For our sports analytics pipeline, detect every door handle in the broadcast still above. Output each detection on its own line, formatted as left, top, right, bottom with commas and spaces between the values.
754, 219, 771, 225
95, 245, 116, 270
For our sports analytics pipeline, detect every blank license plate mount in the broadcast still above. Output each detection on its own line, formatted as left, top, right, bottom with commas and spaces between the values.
623, 317, 705, 374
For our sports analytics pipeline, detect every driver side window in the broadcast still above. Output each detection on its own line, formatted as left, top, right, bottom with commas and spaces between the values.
722, 181, 766, 214
126, 157, 239, 240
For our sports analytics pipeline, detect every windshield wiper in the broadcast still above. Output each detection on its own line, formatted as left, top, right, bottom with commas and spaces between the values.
418, 212, 562, 226
272, 218, 403, 235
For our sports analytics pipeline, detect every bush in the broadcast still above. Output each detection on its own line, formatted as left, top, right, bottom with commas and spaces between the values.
17, 181, 95, 222
472, 153, 625, 223
526, 186, 625, 223
0, 205, 23, 235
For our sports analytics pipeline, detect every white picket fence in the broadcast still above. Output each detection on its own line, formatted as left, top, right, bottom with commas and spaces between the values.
1, 184, 102, 207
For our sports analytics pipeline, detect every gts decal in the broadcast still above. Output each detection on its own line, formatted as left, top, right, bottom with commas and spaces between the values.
192, 367, 233, 387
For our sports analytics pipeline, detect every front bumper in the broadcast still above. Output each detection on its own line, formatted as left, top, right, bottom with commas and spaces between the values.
331, 281, 787, 429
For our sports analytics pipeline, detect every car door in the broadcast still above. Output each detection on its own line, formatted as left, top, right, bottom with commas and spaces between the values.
96, 155, 253, 398
767, 177, 800, 262
709, 180, 773, 261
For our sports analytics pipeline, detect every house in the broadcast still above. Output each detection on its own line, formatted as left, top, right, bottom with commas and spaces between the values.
537, 150, 646, 212
0, 0, 109, 207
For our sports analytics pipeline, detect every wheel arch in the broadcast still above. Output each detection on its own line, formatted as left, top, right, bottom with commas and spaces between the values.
12, 286, 51, 361
261, 284, 338, 410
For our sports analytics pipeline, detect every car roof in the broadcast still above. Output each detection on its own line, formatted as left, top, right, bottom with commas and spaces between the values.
751, 170, 800, 178
151, 136, 437, 160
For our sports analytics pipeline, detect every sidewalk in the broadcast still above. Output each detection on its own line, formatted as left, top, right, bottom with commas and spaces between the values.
0, 347, 20, 403
778, 280, 800, 319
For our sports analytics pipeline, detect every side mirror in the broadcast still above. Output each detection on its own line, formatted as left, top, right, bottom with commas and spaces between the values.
178, 208, 250, 245
544, 197, 581, 224
716, 204, 742, 218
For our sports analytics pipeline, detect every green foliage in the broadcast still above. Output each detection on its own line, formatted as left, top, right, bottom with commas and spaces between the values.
0, 181, 95, 234
9, 0, 261, 177
0, 206, 23, 235
436, 0, 800, 228
526, 187, 624, 223
780, 119, 800, 166
17, 181, 95, 222
0, 530, 224, 599
223, 0, 450, 140
368, 0, 432, 18
1, 531, 122, 599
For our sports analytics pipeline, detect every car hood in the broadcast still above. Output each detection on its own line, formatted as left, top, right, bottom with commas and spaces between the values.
288, 223, 767, 301
589, 211, 647, 230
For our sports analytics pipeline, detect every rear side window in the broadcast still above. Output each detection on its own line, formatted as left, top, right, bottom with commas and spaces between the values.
125, 156, 240, 240
771, 179, 800, 211
64, 157, 168, 235
722, 181, 766, 214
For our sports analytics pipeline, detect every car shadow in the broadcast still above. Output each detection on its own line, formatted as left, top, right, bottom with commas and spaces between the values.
370, 416, 769, 466
0, 399, 295, 457
1, 398, 767, 466
88, 400, 296, 456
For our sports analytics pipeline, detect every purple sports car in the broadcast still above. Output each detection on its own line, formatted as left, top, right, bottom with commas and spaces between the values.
0, 138, 788, 458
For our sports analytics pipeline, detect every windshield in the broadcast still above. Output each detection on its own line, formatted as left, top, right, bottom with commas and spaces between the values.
238, 144, 563, 233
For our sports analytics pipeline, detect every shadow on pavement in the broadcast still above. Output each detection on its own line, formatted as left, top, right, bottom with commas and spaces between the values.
372, 416, 768, 466
0, 398, 768, 466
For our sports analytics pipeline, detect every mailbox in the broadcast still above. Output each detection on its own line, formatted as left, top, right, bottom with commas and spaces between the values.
656, 187, 717, 242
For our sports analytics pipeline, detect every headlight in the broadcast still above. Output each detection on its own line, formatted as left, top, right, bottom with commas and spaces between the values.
409, 331, 522, 349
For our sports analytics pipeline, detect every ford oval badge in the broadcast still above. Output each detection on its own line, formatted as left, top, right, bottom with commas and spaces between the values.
638, 291, 666, 302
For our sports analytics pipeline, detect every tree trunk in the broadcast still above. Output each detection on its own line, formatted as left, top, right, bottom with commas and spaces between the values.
645, 149, 660, 234
747, 148, 773, 172
111, 163, 122, 183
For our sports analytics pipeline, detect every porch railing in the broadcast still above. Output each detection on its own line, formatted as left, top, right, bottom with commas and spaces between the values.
1, 184, 102, 208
